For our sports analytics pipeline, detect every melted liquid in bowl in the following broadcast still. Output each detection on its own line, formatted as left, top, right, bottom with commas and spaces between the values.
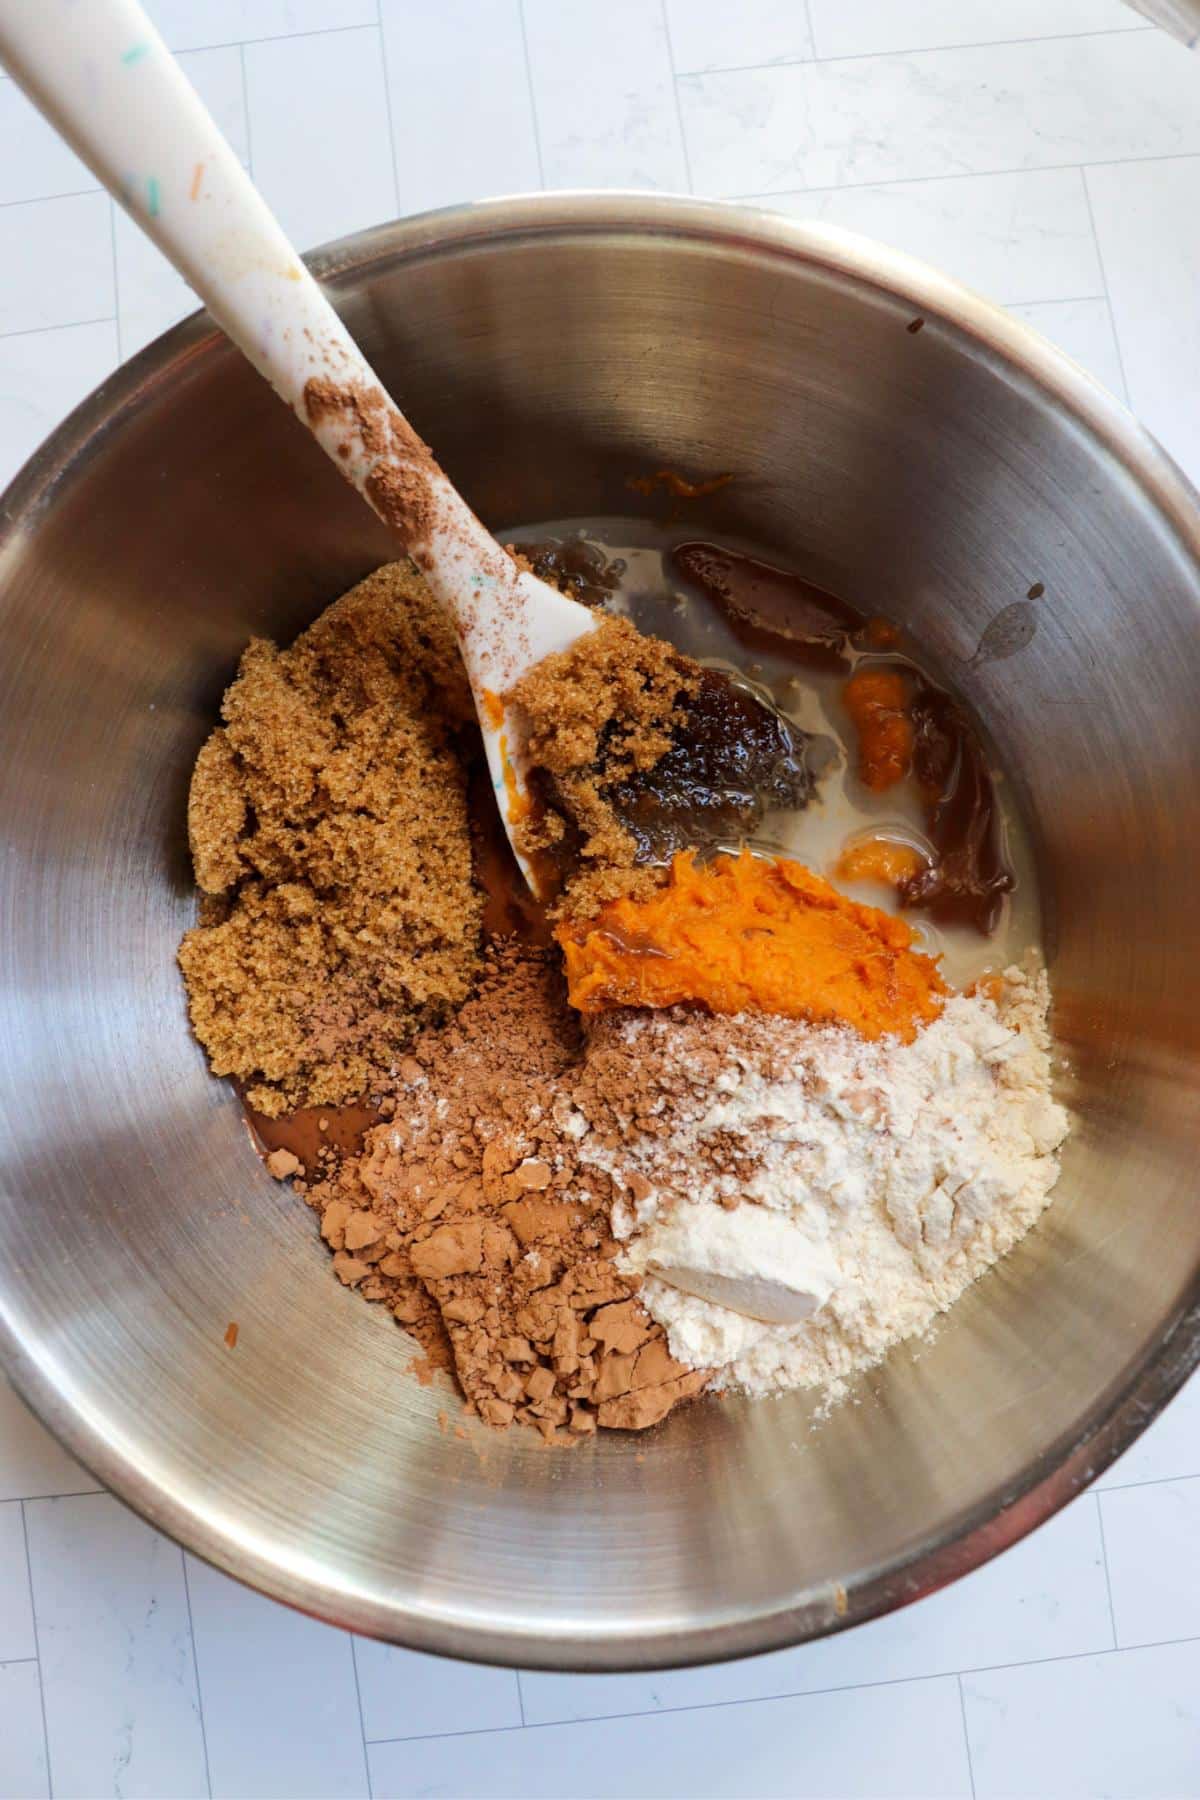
249, 520, 1044, 1169
506, 516, 1043, 990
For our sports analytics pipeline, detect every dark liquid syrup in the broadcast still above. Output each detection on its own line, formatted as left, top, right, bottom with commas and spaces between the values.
522, 531, 1016, 936
673, 542, 1014, 935
246, 1095, 382, 1167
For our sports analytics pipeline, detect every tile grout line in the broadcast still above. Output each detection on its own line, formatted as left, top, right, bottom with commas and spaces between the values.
18, 1502, 54, 1800
728, 147, 1200, 204
673, 22, 1152, 79
0, 1487, 104, 1503
1004, 293, 1109, 310
1080, 165, 1134, 408
373, 6, 403, 221
0, 1656, 39, 1666
0, 316, 116, 344
517, 0, 547, 189
956, 1673, 978, 1800
0, 186, 101, 210
348, 1637, 374, 1797
107, 198, 123, 364
659, 0, 695, 196
155, 20, 385, 59
515, 1667, 527, 1726
802, 0, 819, 60
239, 43, 254, 182
1092, 1468, 1200, 1496
363, 1629, 1200, 1745
179, 1554, 214, 1800
1093, 1490, 1121, 1651
3, 145, 1197, 226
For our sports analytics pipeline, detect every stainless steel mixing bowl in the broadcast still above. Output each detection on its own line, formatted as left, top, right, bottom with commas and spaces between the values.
2, 195, 1199, 1671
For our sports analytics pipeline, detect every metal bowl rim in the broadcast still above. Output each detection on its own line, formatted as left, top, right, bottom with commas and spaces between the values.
2, 190, 1198, 1671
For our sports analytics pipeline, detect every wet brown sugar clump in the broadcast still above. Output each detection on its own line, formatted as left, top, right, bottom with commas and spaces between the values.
178, 562, 485, 1115
507, 615, 813, 916
506, 615, 696, 911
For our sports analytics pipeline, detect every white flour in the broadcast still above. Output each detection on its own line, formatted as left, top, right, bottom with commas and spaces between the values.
580, 968, 1068, 1402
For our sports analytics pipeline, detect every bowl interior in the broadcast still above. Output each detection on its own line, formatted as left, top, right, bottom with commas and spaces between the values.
2, 198, 1199, 1668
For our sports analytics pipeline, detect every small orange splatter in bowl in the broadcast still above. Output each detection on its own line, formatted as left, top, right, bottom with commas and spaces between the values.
843, 667, 913, 791
836, 835, 928, 890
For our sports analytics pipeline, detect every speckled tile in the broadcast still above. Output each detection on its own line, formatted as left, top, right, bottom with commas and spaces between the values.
523, 0, 688, 191
371, 1675, 973, 1798
964, 1638, 1200, 1798
0, 1661, 49, 1800
678, 32, 1200, 197
24, 1495, 207, 1800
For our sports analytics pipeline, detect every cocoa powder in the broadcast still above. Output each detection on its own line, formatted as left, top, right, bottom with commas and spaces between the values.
301, 376, 442, 546
298, 944, 710, 1440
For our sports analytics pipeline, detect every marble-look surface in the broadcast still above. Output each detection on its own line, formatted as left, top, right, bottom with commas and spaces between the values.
1, 2, 1199, 1795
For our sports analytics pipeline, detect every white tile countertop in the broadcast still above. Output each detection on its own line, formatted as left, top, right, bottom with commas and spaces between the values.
2, 3, 1199, 1796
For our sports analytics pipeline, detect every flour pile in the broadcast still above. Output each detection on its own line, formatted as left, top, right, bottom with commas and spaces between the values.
574, 967, 1068, 1400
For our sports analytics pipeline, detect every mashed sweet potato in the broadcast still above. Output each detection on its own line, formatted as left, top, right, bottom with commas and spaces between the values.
556, 849, 946, 1041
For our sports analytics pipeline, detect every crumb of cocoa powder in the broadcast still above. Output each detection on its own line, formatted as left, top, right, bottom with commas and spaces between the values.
178, 562, 484, 1116
302, 377, 391, 458
304, 943, 711, 1440
364, 462, 439, 550
302, 378, 444, 548
301, 376, 431, 468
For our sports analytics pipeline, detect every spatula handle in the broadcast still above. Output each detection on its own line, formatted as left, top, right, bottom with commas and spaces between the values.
0, 0, 514, 652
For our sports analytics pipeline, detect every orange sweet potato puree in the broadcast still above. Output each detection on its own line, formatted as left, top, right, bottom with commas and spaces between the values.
843, 667, 913, 791
557, 849, 946, 1042
836, 835, 926, 889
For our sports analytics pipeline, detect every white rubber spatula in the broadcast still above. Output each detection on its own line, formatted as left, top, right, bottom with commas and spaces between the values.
0, 0, 596, 893
0, 7, 831, 1333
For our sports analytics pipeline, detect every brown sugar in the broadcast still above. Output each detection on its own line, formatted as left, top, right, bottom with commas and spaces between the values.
505, 616, 696, 907
299, 943, 711, 1440
506, 616, 812, 917
178, 562, 484, 1114
512, 616, 692, 784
